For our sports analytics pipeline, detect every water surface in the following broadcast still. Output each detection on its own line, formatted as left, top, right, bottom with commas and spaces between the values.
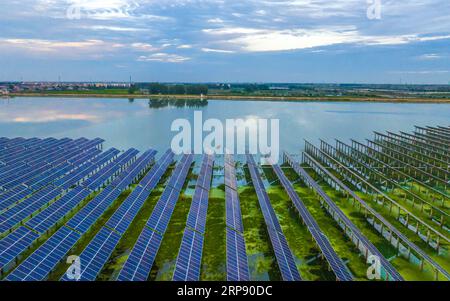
0, 97, 448, 154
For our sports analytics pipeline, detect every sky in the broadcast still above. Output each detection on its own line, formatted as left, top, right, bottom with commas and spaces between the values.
0, 0, 449, 84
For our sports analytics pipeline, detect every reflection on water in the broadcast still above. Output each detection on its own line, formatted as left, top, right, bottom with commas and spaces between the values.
0, 97, 449, 156
148, 98, 208, 109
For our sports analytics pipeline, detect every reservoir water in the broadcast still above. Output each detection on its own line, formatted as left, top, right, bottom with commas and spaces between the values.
0, 97, 449, 155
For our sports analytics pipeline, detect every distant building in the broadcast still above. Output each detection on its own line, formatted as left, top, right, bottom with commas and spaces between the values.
0, 89, 9, 96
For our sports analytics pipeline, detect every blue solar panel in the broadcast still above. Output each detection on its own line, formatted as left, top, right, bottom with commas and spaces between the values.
117, 227, 163, 281
0, 226, 39, 271
26, 186, 90, 233
226, 228, 250, 281
0, 186, 62, 233
67, 149, 155, 234
83, 148, 138, 191
284, 152, 403, 281
118, 154, 193, 280
0, 186, 33, 212
185, 188, 209, 234
173, 229, 204, 281
271, 163, 353, 281
246, 154, 302, 281
225, 189, 244, 233
61, 227, 121, 281
6, 226, 80, 281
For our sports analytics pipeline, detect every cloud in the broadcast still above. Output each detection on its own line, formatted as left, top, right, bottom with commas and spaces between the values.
137, 53, 190, 63
416, 53, 444, 60
0, 38, 124, 58
390, 70, 449, 75
203, 26, 450, 52
201, 48, 235, 53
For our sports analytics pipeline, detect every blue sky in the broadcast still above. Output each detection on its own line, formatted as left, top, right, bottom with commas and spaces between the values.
0, 0, 449, 83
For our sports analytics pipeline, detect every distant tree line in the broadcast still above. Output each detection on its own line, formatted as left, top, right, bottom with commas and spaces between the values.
135, 83, 208, 95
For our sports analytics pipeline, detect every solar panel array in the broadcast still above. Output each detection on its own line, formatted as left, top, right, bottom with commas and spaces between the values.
283, 152, 404, 281
82, 148, 139, 191
5, 149, 156, 281
270, 163, 353, 281
246, 154, 302, 281
301, 150, 450, 280
61, 151, 174, 281
224, 154, 249, 281
118, 153, 193, 281
0, 226, 40, 271
5, 226, 81, 281
0, 186, 62, 234
173, 154, 214, 281
0, 138, 107, 212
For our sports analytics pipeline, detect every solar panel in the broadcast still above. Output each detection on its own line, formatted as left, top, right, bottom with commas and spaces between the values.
271, 163, 353, 281
118, 154, 193, 280
225, 189, 244, 233
173, 229, 204, 281
61, 227, 121, 281
284, 152, 403, 281
185, 188, 209, 234
6, 226, 80, 281
67, 150, 156, 234
266, 225, 301, 281
0, 226, 39, 270
0, 186, 33, 212
226, 228, 250, 281
0, 186, 62, 234
117, 227, 163, 281
107, 151, 173, 235
246, 154, 302, 281
26, 186, 90, 233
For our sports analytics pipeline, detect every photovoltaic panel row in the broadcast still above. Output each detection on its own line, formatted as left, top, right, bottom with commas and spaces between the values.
224, 154, 250, 281
139, 150, 174, 189
271, 163, 353, 281
225, 189, 244, 233
0, 186, 33, 212
61, 227, 121, 281
5, 226, 80, 281
118, 154, 193, 281
226, 228, 250, 281
67, 149, 156, 234
172, 155, 214, 281
284, 152, 404, 281
195, 155, 214, 191
0, 156, 135, 270
246, 156, 282, 233
107, 150, 174, 234
61, 151, 174, 281
5, 149, 153, 281
0, 186, 62, 234
117, 227, 162, 281
246, 154, 302, 281
147, 154, 193, 234
26, 186, 91, 234
83, 148, 139, 191
0, 226, 40, 271
166, 154, 194, 192
173, 229, 204, 281
1, 146, 109, 212
110, 149, 157, 190
301, 151, 450, 280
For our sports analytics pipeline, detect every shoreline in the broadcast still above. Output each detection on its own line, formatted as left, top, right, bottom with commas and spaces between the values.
6, 93, 450, 103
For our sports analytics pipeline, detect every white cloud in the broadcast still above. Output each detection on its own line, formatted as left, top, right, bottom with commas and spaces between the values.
203, 26, 450, 52
417, 53, 444, 60
201, 48, 235, 53
177, 44, 193, 49
0, 38, 124, 58
131, 42, 158, 51
137, 52, 190, 63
